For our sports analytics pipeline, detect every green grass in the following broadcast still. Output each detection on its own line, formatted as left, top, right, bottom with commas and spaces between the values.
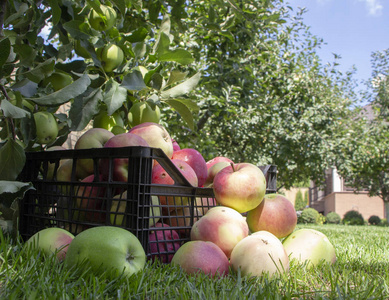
1, 224, 389, 299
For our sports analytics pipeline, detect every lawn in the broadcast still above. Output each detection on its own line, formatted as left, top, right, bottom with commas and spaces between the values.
1, 224, 388, 299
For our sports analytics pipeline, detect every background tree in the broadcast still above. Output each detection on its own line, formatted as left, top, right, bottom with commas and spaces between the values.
294, 189, 306, 211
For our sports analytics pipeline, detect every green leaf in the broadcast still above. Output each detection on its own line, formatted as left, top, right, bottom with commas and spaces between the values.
164, 99, 196, 130
25, 58, 55, 83
121, 70, 148, 91
161, 72, 201, 99
0, 181, 34, 207
158, 48, 194, 65
0, 38, 11, 69
69, 88, 103, 131
111, 0, 127, 16
28, 74, 91, 106
104, 79, 128, 115
63, 20, 92, 40
1, 99, 31, 119
166, 70, 189, 87
47, 0, 61, 25
0, 139, 26, 181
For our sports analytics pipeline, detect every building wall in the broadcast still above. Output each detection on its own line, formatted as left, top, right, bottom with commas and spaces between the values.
322, 192, 384, 220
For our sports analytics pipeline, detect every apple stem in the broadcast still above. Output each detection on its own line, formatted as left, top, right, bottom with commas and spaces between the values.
230, 162, 235, 172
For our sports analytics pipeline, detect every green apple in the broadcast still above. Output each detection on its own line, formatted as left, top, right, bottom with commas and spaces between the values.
127, 102, 161, 127
42, 72, 73, 91
45, 146, 67, 180
111, 125, 127, 135
98, 44, 124, 72
34, 111, 59, 145
24, 227, 74, 262
88, 4, 117, 31
64, 226, 146, 278
93, 110, 124, 131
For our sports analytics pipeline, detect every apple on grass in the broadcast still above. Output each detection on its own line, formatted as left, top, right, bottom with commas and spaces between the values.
230, 231, 289, 278
282, 229, 336, 268
246, 193, 297, 239
213, 163, 267, 213
190, 206, 249, 258
99, 132, 149, 182
172, 148, 208, 187
24, 227, 74, 262
64, 226, 146, 279
171, 241, 229, 278
148, 223, 181, 263
128, 122, 174, 159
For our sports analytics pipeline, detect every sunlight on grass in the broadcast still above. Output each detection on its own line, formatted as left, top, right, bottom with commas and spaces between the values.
1, 224, 388, 299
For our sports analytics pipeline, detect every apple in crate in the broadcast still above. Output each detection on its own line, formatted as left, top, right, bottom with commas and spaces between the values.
246, 193, 297, 239
167, 206, 204, 237
24, 227, 74, 262
110, 193, 162, 227
213, 163, 266, 213
129, 122, 174, 159
190, 206, 249, 258
148, 223, 181, 263
282, 229, 336, 268
171, 241, 229, 278
64, 226, 146, 278
172, 148, 208, 187
230, 231, 289, 278
45, 146, 67, 180
99, 132, 149, 182
204, 161, 231, 187
172, 139, 180, 152
74, 128, 114, 179
206, 156, 233, 170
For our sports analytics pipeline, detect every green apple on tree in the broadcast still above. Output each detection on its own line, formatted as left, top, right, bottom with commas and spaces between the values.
64, 226, 146, 278
93, 109, 124, 132
88, 4, 117, 32
33, 111, 59, 145
127, 101, 161, 127
42, 72, 73, 91
98, 44, 124, 73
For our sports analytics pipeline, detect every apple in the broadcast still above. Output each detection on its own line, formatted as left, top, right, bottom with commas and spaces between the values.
42, 72, 73, 91
34, 111, 59, 145
148, 223, 181, 263
204, 161, 231, 187
74, 128, 114, 179
99, 44, 124, 73
152, 159, 198, 208
246, 193, 297, 239
206, 156, 234, 170
128, 122, 174, 159
88, 4, 116, 31
99, 132, 149, 182
195, 196, 217, 215
172, 148, 208, 187
172, 139, 180, 152
213, 163, 266, 213
171, 241, 229, 277
110, 192, 162, 227
64, 226, 146, 278
282, 229, 336, 268
111, 125, 127, 135
24, 227, 74, 262
127, 102, 161, 127
190, 206, 249, 258
230, 231, 289, 278
166, 206, 204, 237
45, 146, 66, 180
93, 109, 124, 132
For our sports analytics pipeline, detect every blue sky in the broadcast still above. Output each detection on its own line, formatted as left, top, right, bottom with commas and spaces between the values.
287, 0, 388, 84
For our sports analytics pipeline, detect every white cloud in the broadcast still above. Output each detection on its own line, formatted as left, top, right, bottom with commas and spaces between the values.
358, 0, 383, 15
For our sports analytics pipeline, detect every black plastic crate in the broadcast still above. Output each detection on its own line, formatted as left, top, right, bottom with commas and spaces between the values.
19, 146, 277, 262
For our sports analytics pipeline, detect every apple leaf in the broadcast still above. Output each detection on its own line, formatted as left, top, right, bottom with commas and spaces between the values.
0, 38, 10, 69
63, 20, 92, 40
1, 99, 31, 119
161, 72, 201, 99
166, 70, 189, 87
111, 0, 127, 16
164, 99, 198, 130
28, 74, 91, 106
121, 70, 148, 91
46, 0, 61, 25
69, 88, 103, 131
0, 139, 26, 181
158, 49, 194, 65
104, 79, 128, 115
11, 79, 38, 98
0, 181, 34, 208
25, 58, 56, 83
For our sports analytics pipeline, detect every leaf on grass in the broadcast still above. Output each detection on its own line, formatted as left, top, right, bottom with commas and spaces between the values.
0, 139, 26, 181
161, 72, 201, 99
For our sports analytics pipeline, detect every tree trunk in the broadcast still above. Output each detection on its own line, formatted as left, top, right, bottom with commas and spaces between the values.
385, 201, 389, 220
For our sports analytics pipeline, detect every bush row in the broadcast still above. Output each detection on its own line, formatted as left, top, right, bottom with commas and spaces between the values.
296, 208, 388, 226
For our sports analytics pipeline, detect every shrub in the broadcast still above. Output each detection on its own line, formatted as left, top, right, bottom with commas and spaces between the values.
378, 218, 389, 227
294, 189, 306, 211
368, 215, 381, 225
318, 213, 326, 225
298, 208, 320, 224
326, 212, 341, 224
342, 210, 364, 225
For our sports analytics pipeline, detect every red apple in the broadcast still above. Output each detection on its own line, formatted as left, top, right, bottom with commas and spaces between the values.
165, 206, 204, 238
172, 139, 181, 152
190, 206, 249, 258
204, 161, 231, 187
246, 194, 297, 239
74, 128, 114, 179
171, 241, 229, 278
148, 223, 181, 263
213, 163, 266, 213
172, 148, 208, 187
206, 156, 234, 170
99, 132, 149, 182
128, 122, 173, 158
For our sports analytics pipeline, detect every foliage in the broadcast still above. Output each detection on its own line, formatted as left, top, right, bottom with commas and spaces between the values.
342, 210, 364, 226
368, 215, 381, 225
294, 189, 306, 211
326, 212, 341, 224
379, 218, 389, 227
298, 207, 320, 224
304, 189, 309, 206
